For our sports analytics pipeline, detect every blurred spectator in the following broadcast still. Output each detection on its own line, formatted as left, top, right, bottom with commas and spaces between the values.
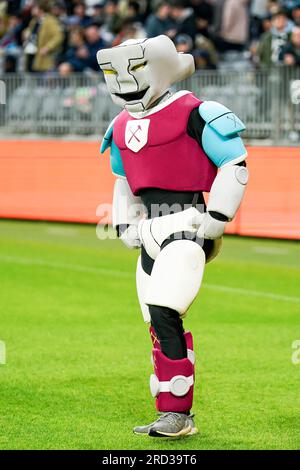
250, 0, 269, 40
122, 0, 146, 37
290, 2, 300, 25
50, 2, 69, 64
195, 29, 218, 68
174, 32, 193, 52
0, 13, 22, 47
280, 26, 300, 65
0, 0, 8, 39
85, 0, 104, 16
0, 13, 22, 72
90, 2, 105, 24
193, 48, 216, 69
51, 0, 67, 21
23, 0, 63, 72
174, 31, 217, 69
2, 0, 300, 75
59, 22, 106, 75
268, 0, 281, 16
71, 2, 92, 27
100, 0, 123, 43
191, 0, 213, 38
145, 1, 175, 38
126, 1, 143, 23
257, 9, 291, 67
261, 13, 273, 33
118, 0, 148, 20
82, 23, 106, 68
91, 2, 106, 24
169, 0, 197, 41
59, 26, 85, 74
214, 0, 249, 52
113, 19, 145, 45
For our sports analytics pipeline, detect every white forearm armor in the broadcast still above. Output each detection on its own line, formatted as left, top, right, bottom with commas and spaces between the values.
197, 164, 249, 240
113, 178, 146, 249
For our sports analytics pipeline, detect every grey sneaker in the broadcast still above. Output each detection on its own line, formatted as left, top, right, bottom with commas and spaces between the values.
134, 413, 199, 437
149, 412, 192, 438
186, 413, 198, 435
134, 412, 191, 438
133, 418, 162, 436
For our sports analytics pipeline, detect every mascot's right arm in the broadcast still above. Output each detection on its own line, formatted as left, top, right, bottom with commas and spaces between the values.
100, 118, 145, 249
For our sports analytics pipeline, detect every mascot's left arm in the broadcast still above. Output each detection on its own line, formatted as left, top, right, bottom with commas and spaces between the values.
100, 117, 145, 249
190, 100, 249, 239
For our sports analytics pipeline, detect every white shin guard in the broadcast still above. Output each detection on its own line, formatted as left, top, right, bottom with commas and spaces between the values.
144, 240, 206, 316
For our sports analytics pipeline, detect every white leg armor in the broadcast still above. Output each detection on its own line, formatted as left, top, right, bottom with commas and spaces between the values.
144, 240, 206, 316
138, 207, 203, 260
136, 256, 151, 323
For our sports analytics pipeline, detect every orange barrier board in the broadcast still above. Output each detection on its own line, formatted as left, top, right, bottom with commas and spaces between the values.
0, 140, 114, 224
0, 140, 299, 239
226, 147, 300, 239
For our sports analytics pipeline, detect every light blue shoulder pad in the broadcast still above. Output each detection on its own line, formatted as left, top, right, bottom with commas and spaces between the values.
199, 101, 246, 137
199, 101, 247, 168
100, 118, 125, 178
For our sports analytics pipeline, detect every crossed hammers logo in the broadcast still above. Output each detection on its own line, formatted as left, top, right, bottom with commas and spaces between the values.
128, 124, 142, 143
227, 113, 238, 128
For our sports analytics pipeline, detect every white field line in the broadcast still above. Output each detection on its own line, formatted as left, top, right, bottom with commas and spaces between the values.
0, 254, 299, 304
203, 283, 300, 304
46, 226, 79, 237
0, 255, 131, 278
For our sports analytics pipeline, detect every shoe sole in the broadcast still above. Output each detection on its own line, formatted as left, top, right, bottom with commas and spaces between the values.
187, 426, 198, 436
133, 426, 198, 438
148, 425, 192, 438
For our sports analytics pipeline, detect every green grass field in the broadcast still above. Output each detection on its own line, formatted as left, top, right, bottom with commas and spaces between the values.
0, 220, 299, 450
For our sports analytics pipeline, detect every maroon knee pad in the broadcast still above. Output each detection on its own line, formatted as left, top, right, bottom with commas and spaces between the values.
149, 326, 195, 413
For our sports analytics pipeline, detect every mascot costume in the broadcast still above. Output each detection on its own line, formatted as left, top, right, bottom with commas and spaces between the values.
97, 35, 248, 438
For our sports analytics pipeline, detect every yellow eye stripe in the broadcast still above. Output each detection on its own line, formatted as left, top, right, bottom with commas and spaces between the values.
132, 62, 147, 72
102, 61, 147, 74
102, 69, 117, 75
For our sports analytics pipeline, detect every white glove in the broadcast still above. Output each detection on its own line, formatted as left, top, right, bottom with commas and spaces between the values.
120, 225, 141, 249
197, 212, 226, 240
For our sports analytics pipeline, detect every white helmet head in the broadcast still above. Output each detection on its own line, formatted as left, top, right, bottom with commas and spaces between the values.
97, 35, 195, 112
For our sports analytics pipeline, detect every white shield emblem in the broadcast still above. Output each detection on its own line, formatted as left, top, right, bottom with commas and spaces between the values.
125, 119, 150, 153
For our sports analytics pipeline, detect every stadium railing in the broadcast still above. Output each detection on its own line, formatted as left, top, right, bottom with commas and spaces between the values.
0, 66, 300, 145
